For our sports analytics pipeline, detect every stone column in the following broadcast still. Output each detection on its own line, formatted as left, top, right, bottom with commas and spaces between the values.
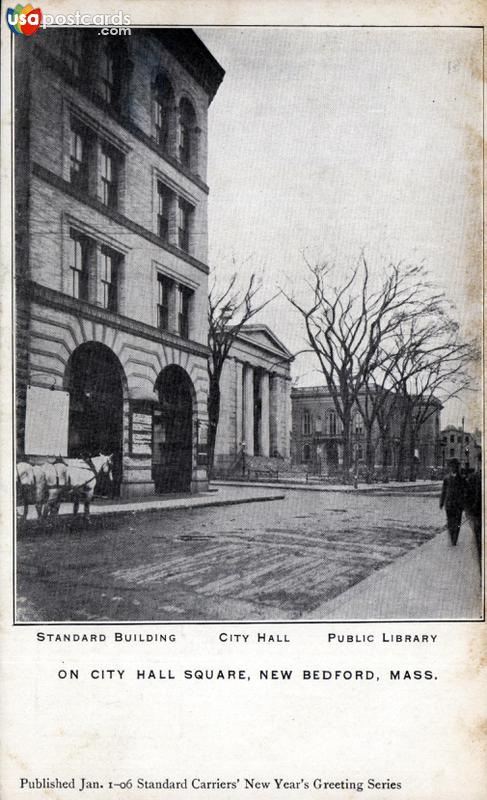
243, 364, 254, 456
269, 373, 278, 456
259, 371, 270, 457
235, 360, 243, 454
283, 376, 292, 459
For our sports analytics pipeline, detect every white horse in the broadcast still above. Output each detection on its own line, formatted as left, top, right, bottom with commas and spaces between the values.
41, 460, 70, 516
65, 454, 114, 518
16, 462, 46, 519
16, 455, 113, 519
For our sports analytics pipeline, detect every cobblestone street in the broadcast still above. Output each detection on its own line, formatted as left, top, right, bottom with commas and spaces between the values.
16, 489, 446, 622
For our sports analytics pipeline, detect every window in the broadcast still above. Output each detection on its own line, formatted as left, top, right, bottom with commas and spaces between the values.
100, 144, 120, 209
450, 448, 455, 458
177, 285, 192, 339
457, 436, 462, 444
357, 444, 363, 460
328, 410, 337, 436
70, 126, 88, 193
302, 411, 311, 436
315, 415, 322, 433
178, 199, 193, 253
97, 40, 127, 110
354, 412, 363, 435
100, 247, 119, 312
69, 230, 88, 301
450, 435, 455, 443
157, 183, 173, 242
153, 74, 174, 151
64, 30, 82, 78
157, 274, 172, 331
303, 444, 311, 462
98, 45, 115, 104
179, 98, 197, 170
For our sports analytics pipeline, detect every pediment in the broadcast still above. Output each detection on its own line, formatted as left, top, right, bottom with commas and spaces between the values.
238, 325, 293, 360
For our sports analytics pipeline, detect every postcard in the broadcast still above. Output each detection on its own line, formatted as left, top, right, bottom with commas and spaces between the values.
1, 1, 485, 798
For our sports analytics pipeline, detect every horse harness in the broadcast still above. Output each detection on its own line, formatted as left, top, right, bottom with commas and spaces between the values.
69, 456, 108, 493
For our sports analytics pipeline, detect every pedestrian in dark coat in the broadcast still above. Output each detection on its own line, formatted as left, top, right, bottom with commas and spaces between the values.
439, 459, 465, 546
464, 467, 482, 566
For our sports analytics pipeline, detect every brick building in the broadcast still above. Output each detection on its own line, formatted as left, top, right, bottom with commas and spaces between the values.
213, 326, 293, 472
291, 386, 442, 477
15, 28, 224, 496
440, 425, 482, 470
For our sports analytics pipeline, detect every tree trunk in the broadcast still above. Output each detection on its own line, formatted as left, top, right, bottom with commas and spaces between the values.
341, 411, 352, 471
408, 430, 417, 481
395, 420, 409, 481
365, 425, 375, 482
207, 377, 221, 474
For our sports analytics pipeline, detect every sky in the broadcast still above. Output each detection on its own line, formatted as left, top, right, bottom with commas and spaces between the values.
198, 26, 483, 430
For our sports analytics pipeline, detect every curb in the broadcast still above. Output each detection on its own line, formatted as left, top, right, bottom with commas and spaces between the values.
18, 492, 286, 529
212, 480, 441, 495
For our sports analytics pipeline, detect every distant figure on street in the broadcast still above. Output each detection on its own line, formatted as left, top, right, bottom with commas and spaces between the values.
464, 467, 482, 566
439, 458, 465, 546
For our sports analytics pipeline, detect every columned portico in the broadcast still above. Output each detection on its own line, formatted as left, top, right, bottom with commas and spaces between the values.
212, 325, 293, 472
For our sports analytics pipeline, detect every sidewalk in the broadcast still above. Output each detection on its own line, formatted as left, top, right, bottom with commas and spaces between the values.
213, 479, 441, 495
20, 484, 285, 522
310, 520, 483, 620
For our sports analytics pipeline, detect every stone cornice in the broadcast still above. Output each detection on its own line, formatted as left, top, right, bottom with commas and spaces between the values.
23, 281, 211, 360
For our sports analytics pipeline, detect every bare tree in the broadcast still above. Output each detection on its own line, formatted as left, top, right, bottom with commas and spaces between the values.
207, 270, 276, 473
380, 316, 477, 480
283, 255, 442, 471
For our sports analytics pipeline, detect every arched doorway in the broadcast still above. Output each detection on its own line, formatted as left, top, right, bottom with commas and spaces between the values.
153, 365, 193, 493
66, 343, 124, 496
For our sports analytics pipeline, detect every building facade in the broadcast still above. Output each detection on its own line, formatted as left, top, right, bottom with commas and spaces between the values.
15, 28, 224, 496
440, 425, 482, 470
213, 326, 293, 472
291, 386, 442, 477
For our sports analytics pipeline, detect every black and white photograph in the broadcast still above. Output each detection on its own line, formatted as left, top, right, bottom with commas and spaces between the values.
13, 23, 483, 623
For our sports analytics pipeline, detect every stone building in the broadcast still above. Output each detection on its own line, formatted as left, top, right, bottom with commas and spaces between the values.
291, 386, 442, 477
441, 425, 482, 470
15, 28, 224, 496
213, 326, 293, 472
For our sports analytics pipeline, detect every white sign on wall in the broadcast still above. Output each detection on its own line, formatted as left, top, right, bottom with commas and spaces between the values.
24, 386, 69, 456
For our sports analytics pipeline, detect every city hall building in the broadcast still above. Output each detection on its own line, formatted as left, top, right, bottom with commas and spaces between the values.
213, 326, 293, 472
15, 28, 224, 496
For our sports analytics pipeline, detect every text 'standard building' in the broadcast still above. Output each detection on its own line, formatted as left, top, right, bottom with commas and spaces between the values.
15, 29, 224, 496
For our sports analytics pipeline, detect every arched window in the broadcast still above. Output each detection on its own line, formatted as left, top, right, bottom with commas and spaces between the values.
153, 73, 175, 152
328, 410, 337, 436
354, 412, 363, 435
179, 97, 197, 172
302, 410, 311, 436
303, 444, 311, 462
315, 415, 322, 433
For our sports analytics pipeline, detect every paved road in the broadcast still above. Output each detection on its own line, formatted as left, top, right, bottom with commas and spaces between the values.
17, 489, 444, 622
